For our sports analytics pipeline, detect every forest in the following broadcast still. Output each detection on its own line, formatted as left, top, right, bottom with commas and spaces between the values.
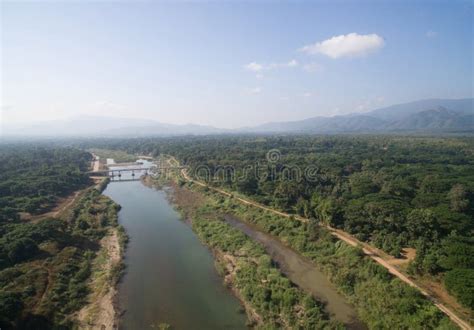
76, 135, 474, 312
0, 144, 91, 221
0, 144, 121, 328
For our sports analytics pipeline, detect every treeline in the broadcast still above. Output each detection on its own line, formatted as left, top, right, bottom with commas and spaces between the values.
0, 144, 91, 220
75, 135, 474, 311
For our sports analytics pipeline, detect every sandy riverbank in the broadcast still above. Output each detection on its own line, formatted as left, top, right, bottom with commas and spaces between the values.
76, 229, 122, 329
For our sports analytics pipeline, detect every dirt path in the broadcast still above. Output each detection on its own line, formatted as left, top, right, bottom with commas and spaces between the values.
77, 229, 121, 329
169, 156, 472, 330
27, 191, 82, 223
91, 153, 101, 172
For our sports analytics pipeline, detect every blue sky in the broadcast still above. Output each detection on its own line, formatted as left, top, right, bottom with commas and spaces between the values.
1, 1, 472, 128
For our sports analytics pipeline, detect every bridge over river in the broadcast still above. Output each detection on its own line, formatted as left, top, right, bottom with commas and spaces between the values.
88, 166, 188, 180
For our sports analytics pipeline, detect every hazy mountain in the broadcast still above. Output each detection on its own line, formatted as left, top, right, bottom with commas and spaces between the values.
3, 115, 227, 137
248, 115, 387, 133
103, 123, 228, 136
2, 98, 473, 137
246, 98, 473, 133
367, 98, 473, 121
386, 107, 473, 130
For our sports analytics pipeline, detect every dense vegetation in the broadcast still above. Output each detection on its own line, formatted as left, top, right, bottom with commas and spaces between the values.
173, 185, 341, 329
0, 187, 121, 328
0, 144, 91, 220
0, 145, 121, 328
76, 135, 474, 316
85, 135, 474, 312
173, 181, 456, 329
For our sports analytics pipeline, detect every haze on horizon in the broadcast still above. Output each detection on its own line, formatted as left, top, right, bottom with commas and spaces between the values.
1, 1, 473, 130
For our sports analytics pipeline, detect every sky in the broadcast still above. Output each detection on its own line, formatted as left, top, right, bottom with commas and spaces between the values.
1, 0, 473, 129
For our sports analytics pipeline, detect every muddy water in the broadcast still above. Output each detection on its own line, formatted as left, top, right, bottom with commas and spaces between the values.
103, 165, 246, 330
223, 215, 365, 330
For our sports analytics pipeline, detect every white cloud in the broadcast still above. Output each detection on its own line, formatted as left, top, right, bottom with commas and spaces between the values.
249, 87, 261, 94
299, 33, 385, 59
426, 30, 437, 38
287, 59, 298, 67
244, 59, 298, 74
303, 92, 313, 97
303, 62, 323, 73
244, 62, 264, 72
268, 59, 299, 69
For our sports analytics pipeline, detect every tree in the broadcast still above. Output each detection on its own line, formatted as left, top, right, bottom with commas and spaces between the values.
405, 209, 439, 242
7, 238, 38, 264
295, 197, 311, 217
447, 184, 469, 212
444, 268, 474, 309
349, 172, 379, 197
437, 234, 474, 270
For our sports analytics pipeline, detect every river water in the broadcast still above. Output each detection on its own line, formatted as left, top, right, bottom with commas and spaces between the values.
103, 162, 247, 330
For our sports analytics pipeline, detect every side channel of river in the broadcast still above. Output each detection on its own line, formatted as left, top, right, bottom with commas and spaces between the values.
223, 215, 365, 330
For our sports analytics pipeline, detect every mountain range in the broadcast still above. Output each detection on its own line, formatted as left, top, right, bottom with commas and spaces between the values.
247, 98, 473, 133
2, 98, 473, 137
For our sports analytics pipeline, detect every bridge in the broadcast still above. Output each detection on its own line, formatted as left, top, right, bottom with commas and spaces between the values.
88, 166, 187, 178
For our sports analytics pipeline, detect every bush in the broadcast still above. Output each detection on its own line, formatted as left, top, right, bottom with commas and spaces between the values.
444, 268, 474, 309
7, 238, 39, 264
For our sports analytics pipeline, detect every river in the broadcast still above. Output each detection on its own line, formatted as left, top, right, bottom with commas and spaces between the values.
103, 161, 247, 329
103, 159, 363, 329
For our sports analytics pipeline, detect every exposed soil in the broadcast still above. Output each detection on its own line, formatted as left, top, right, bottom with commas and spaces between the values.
76, 229, 122, 329
418, 275, 474, 325
387, 248, 416, 266
23, 191, 83, 223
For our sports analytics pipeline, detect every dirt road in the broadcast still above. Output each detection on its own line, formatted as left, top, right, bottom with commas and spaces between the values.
91, 153, 100, 172
169, 156, 471, 330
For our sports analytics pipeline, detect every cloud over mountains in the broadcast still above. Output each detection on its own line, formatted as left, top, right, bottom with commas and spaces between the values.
300, 33, 385, 58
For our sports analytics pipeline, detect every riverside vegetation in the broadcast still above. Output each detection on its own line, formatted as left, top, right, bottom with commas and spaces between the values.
170, 179, 456, 329
80, 135, 474, 315
170, 182, 343, 329
0, 144, 125, 328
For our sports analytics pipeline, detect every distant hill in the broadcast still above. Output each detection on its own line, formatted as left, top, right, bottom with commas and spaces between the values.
246, 98, 473, 133
3, 98, 473, 137
3, 115, 228, 137
368, 98, 473, 121
102, 123, 227, 136
386, 107, 474, 130
247, 115, 387, 133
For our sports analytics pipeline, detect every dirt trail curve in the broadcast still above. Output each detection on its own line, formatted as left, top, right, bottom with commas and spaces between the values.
167, 155, 472, 330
